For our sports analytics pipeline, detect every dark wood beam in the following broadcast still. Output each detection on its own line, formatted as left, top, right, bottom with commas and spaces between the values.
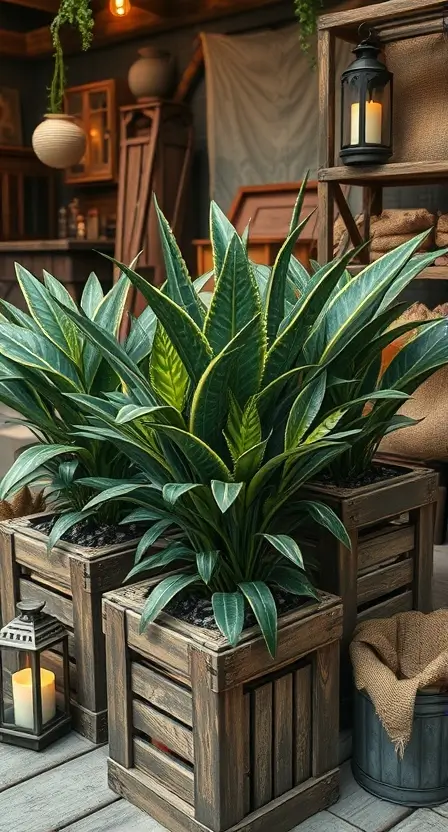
0, 29, 27, 57
1, 0, 58, 12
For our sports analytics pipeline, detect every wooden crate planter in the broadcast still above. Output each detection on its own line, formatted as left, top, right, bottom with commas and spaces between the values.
298, 465, 437, 654
0, 512, 141, 744
103, 581, 343, 832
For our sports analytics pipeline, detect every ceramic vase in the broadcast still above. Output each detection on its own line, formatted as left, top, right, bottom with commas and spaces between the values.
128, 47, 175, 100
32, 114, 86, 169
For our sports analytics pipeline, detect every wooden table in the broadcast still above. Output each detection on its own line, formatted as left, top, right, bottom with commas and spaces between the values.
0, 239, 115, 309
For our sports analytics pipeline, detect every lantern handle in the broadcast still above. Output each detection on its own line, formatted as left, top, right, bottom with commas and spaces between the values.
357, 24, 380, 47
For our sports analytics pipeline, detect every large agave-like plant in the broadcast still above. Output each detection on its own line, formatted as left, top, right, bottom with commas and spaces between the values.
0, 270, 156, 548
38, 182, 446, 655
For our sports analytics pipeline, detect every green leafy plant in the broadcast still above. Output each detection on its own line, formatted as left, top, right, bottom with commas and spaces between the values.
0, 269, 156, 548
49, 0, 94, 113
45, 181, 448, 656
294, 0, 322, 54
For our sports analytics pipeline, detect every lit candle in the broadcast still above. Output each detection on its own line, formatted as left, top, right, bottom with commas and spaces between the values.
12, 667, 56, 730
350, 101, 382, 145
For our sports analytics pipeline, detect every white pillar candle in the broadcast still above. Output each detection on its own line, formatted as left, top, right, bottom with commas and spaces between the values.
12, 667, 56, 730
350, 101, 382, 145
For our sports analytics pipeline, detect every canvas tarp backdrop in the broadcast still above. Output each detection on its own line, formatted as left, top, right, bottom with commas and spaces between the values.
201, 26, 353, 213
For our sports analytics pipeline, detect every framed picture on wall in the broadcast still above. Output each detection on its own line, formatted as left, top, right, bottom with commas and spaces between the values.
0, 87, 23, 147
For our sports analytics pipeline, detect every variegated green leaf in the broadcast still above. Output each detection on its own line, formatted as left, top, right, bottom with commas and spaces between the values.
150, 323, 189, 410
261, 533, 304, 568
196, 550, 219, 584
149, 424, 231, 482
269, 565, 318, 599
135, 519, 173, 563
212, 592, 245, 646
140, 573, 198, 631
224, 395, 261, 462
84, 275, 130, 389
0, 444, 79, 500
0, 322, 80, 390
211, 480, 243, 513
285, 372, 326, 450
304, 408, 345, 444
81, 272, 104, 318
238, 581, 277, 657
162, 483, 201, 504
295, 500, 351, 550
209, 200, 240, 281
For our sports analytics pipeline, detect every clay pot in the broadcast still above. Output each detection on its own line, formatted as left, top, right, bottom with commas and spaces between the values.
128, 47, 176, 100
32, 114, 86, 169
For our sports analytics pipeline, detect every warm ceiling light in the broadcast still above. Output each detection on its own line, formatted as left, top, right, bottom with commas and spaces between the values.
109, 0, 131, 16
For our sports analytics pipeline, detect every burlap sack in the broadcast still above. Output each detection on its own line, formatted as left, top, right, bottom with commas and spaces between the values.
438, 214, 448, 234
385, 34, 448, 162
436, 230, 448, 247
370, 209, 435, 236
333, 213, 364, 257
370, 233, 433, 253
435, 254, 448, 266
351, 611, 448, 755
379, 303, 448, 461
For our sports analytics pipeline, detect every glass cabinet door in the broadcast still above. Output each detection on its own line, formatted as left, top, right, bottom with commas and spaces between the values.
86, 87, 112, 178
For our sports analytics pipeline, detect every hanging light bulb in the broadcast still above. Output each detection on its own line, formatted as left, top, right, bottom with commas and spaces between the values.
109, 0, 131, 17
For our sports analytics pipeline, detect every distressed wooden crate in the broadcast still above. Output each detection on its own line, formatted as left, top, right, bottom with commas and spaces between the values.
103, 581, 343, 832
0, 512, 140, 744
298, 465, 437, 654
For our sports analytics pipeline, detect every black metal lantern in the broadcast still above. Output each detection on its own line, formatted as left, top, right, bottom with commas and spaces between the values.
0, 600, 71, 750
340, 31, 393, 166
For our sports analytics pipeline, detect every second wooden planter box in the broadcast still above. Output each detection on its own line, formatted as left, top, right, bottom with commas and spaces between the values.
299, 464, 437, 652
103, 581, 343, 832
0, 512, 140, 744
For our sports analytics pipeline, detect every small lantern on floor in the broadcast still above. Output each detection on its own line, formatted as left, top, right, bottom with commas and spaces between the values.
0, 601, 71, 750
340, 29, 393, 166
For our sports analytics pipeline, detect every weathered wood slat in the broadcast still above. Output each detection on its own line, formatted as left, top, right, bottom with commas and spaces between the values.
413, 503, 434, 613
356, 559, 413, 606
273, 674, 293, 798
108, 759, 340, 832
134, 736, 194, 805
215, 602, 343, 691
252, 682, 273, 810
62, 799, 156, 831
357, 590, 413, 622
133, 698, 194, 763
294, 666, 311, 785
41, 648, 77, 693
126, 610, 191, 680
0, 732, 93, 793
312, 642, 339, 778
191, 646, 245, 830
104, 601, 133, 768
19, 577, 73, 628
0, 747, 116, 832
71, 558, 106, 713
131, 661, 193, 727
14, 531, 71, 589
358, 524, 415, 573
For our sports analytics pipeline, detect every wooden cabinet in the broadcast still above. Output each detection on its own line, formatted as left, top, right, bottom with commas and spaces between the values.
0, 147, 55, 241
64, 80, 123, 184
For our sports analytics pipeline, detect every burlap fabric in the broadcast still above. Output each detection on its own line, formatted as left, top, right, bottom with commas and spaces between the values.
435, 254, 448, 266
350, 611, 448, 755
379, 303, 448, 461
370, 233, 433, 253
385, 34, 448, 162
438, 215, 448, 234
370, 209, 435, 236
436, 230, 448, 247
333, 213, 364, 257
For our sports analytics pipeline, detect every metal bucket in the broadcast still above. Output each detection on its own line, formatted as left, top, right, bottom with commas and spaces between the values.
352, 686, 448, 807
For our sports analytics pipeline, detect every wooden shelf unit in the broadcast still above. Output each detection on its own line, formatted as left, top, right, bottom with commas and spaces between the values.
317, 0, 448, 278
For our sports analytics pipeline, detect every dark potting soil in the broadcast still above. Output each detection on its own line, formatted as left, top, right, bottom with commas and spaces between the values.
316, 463, 405, 490
165, 589, 311, 632
31, 516, 141, 548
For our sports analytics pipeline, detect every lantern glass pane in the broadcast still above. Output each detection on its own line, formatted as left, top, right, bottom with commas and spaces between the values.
342, 78, 363, 147
1, 649, 34, 730
39, 646, 64, 725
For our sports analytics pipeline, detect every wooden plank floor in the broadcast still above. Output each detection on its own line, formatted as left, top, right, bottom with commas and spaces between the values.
0, 545, 447, 832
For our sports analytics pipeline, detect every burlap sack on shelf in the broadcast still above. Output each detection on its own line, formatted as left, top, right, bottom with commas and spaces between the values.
385, 34, 448, 162
370, 209, 435, 236
333, 213, 364, 257
370, 232, 433, 253
436, 230, 448, 247
438, 214, 448, 234
379, 303, 448, 461
350, 611, 448, 755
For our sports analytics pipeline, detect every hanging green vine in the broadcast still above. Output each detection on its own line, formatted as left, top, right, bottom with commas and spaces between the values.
49, 0, 94, 114
294, 0, 323, 54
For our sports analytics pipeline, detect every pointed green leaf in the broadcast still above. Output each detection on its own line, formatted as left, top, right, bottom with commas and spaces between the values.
139, 574, 198, 632
295, 500, 351, 550
285, 372, 326, 450
269, 565, 318, 599
234, 436, 270, 482
83, 482, 160, 511
209, 200, 240, 280
126, 545, 194, 581
0, 444, 79, 500
81, 273, 104, 318
211, 480, 243, 513
204, 232, 261, 355
261, 533, 304, 568
196, 550, 219, 584
304, 408, 345, 444
150, 424, 231, 482
162, 483, 201, 504
381, 318, 448, 393
224, 395, 261, 462
47, 510, 94, 553
154, 196, 204, 327
101, 255, 212, 385
238, 581, 277, 657
212, 592, 245, 646
125, 305, 157, 364
84, 275, 131, 388
0, 322, 80, 390
135, 519, 173, 563
150, 323, 189, 410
